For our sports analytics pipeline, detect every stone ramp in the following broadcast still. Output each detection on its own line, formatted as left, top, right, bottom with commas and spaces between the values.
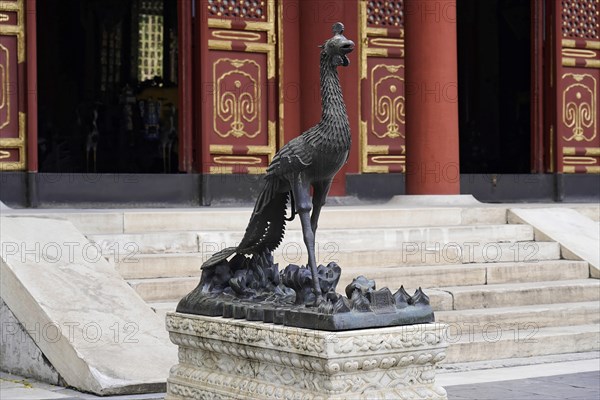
0, 216, 177, 395
509, 208, 600, 278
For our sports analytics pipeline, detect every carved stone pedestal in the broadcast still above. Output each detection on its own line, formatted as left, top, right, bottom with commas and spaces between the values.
165, 313, 448, 400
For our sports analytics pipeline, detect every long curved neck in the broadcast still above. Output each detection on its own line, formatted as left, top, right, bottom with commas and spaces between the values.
318, 55, 350, 148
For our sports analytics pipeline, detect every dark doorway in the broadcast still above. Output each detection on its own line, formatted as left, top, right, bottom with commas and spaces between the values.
457, 0, 531, 173
36, 0, 179, 174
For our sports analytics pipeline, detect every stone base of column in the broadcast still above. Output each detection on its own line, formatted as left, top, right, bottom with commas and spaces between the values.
165, 312, 449, 400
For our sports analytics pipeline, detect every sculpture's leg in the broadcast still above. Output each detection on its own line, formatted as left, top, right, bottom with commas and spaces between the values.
293, 177, 323, 303
310, 180, 332, 234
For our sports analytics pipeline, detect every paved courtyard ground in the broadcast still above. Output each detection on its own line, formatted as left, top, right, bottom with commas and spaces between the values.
447, 371, 600, 400
1, 356, 598, 399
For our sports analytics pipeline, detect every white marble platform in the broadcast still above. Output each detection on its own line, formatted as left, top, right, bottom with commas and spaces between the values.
165, 312, 448, 400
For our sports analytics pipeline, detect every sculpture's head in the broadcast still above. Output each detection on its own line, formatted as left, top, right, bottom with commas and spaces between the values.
320, 22, 355, 67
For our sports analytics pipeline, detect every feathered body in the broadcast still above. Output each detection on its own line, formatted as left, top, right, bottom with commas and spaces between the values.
202, 24, 354, 300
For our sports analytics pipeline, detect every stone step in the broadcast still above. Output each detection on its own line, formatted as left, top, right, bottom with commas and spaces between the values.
129, 277, 199, 302
118, 245, 571, 285
122, 206, 508, 233
95, 223, 533, 257
7, 204, 595, 234
338, 260, 590, 291
438, 279, 600, 310
88, 232, 199, 256
198, 224, 534, 252
117, 253, 203, 280
133, 276, 597, 311
444, 324, 600, 363
436, 301, 600, 330
331, 241, 560, 268
106, 231, 557, 266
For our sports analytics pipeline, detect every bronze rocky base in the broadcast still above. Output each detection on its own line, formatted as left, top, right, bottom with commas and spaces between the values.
176, 251, 434, 331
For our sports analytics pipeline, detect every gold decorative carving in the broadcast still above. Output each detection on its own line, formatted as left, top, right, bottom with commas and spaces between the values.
366, 27, 390, 37
0, 42, 9, 130
0, 111, 25, 170
562, 39, 600, 49
247, 166, 267, 174
244, 42, 271, 52
214, 156, 262, 165
563, 165, 600, 173
208, 40, 233, 51
562, 48, 597, 58
210, 145, 234, 154
0, 0, 24, 63
367, 144, 390, 154
372, 64, 405, 139
563, 156, 597, 164
360, 1, 407, 174
563, 147, 600, 156
208, 0, 277, 174
562, 73, 597, 142
359, 1, 367, 80
0, 0, 25, 171
562, 57, 600, 68
213, 59, 261, 139
212, 30, 261, 42
370, 38, 404, 48
209, 165, 234, 174
371, 155, 405, 164
366, 48, 388, 57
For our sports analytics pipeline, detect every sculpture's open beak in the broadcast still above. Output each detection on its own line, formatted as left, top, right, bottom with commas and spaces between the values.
341, 41, 355, 54
340, 40, 354, 66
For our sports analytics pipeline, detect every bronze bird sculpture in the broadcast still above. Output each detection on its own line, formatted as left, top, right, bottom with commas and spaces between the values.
199, 22, 354, 304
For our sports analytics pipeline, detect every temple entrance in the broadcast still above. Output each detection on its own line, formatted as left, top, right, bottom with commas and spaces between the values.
457, 0, 531, 173
36, 0, 180, 173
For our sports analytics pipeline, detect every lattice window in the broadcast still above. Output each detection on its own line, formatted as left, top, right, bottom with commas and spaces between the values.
100, 22, 123, 93
561, 0, 599, 39
207, 0, 266, 20
367, 1, 404, 27
138, 0, 164, 82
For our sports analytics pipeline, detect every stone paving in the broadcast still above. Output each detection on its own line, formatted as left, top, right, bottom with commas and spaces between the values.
2, 358, 599, 399
0, 371, 163, 400
447, 371, 600, 400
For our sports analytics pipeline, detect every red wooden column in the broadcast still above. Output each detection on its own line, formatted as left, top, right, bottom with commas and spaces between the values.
278, 0, 301, 147
177, 0, 193, 173
404, 0, 460, 194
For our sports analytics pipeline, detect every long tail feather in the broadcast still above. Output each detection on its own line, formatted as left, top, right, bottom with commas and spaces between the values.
200, 246, 237, 270
202, 178, 290, 270
238, 178, 289, 254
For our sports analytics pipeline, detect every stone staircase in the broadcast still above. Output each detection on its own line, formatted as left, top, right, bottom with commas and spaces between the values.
62, 204, 599, 364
